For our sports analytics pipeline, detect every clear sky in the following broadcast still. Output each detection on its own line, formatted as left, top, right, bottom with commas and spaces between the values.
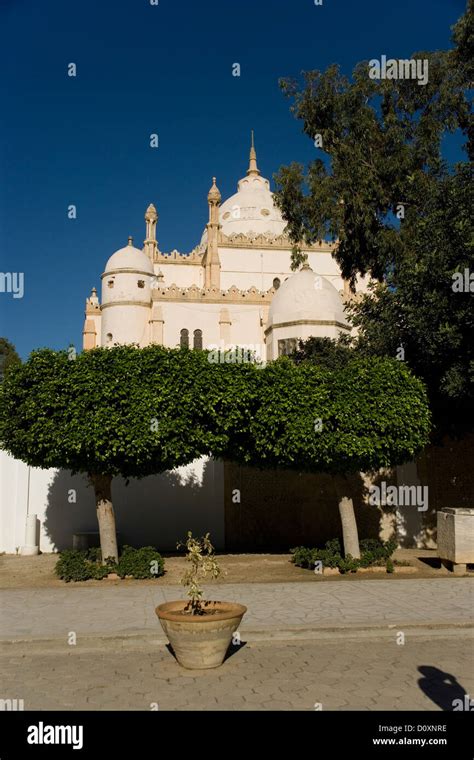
0, 0, 466, 359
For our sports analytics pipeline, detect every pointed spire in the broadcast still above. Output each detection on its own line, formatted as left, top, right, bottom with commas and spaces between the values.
145, 203, 158, 222
207, 176, 221, 203
247, 130, 260, 176
144, 202, 159, 260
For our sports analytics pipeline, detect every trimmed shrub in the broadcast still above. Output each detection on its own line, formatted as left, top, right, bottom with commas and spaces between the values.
116, 546, 164, 579
55, 549, 116, 582
55, 546, 164, 582
291, 538, 397, 574
55, 550, 94, 582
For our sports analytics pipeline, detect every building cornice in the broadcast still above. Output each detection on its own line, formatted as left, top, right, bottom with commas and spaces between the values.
152, 283, 275, 306
150, 234, 337, 262
265, 319, 350, 335
101, 301, 151, 310
153, 249, 204, 264
219, 231, 337, 251
101, 269, 154, 279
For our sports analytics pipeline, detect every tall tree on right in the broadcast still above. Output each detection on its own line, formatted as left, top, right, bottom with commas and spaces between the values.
0, 338, 21, 382
274, 2, 473, 435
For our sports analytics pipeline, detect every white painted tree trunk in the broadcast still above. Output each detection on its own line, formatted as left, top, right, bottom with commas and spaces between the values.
335, 476, 361, 558
90, 474, 118, 563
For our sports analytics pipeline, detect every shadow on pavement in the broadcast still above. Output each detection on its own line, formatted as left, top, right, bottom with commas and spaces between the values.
418, 665, 470, 710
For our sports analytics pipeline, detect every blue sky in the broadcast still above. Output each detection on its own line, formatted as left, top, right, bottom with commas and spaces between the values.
0, 0, 466, 359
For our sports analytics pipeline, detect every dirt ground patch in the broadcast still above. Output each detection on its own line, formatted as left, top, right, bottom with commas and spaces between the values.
0, 548, 469, 589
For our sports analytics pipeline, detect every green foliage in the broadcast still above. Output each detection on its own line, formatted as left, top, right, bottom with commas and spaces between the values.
338, 556, 360, 574
0, 338, 21, 383
55, 550, 93, 582
0, 345, 429, 480
290, 336, 354, 371
55, 546, 164, 582
116, 545, 164, 579
0, 345, 259, 478
178, 532, 221, 615
386, 558, 395, 574
55, 549, 116, 583
347, 165, 474, 431
236, 356, 431, 474
291, 537, 397, 574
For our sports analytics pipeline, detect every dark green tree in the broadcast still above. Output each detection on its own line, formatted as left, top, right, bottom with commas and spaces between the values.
274, 3, 473, 431
290, 335, 354, 371
0, 338, 21, 382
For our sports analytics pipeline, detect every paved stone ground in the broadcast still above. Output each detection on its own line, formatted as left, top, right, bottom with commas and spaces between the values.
0, 635, 472, 711
0, 579, 472, 640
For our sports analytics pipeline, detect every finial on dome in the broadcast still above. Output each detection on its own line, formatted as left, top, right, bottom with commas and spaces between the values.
208, 176, 221, 203
301, 261, 312, 271
247, 130, 261, 176
91, 286, 97, 295
128, 236, 133, 246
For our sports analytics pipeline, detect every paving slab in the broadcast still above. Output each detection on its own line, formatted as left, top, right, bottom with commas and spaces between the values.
0, 578, 472, 641
0, 635, 472, 711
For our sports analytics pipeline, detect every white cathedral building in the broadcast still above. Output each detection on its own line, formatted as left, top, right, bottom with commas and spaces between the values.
82, 136, 364, 358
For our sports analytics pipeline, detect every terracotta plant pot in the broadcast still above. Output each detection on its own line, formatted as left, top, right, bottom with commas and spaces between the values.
156, 600, 247, 670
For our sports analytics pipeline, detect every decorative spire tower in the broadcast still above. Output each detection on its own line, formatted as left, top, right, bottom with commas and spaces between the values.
247, 130, 260, 176
144, 203, 158, 261
82, 286, 101, 350
204, 177, 222, 288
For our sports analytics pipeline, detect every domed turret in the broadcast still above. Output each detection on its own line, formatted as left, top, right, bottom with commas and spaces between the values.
101, 237, 153, 347
265, 263, 349, 360
104, 237, 154, 276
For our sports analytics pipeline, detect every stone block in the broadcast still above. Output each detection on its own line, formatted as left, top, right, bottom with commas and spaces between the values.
437, 508, 474, 565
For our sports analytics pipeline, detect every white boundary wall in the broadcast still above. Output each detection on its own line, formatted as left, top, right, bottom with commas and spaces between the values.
0, 451, 225, 554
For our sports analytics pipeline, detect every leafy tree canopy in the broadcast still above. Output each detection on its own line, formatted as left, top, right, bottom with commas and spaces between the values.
231, 356, 431, 475
0, 337, 21, 382
0, 345, 259, 478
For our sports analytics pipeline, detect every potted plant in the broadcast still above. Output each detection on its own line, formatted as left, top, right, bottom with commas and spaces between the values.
155, 533, 246, 669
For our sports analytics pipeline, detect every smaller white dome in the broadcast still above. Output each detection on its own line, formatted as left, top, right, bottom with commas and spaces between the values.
268, 264, 348, 327
105, 239, 154, 275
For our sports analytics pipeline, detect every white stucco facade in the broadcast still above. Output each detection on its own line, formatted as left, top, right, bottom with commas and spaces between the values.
83, 137, 367, 357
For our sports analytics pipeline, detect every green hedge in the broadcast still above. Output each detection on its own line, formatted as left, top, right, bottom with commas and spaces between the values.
291, 538, 397, 574
55, 546, 165, 582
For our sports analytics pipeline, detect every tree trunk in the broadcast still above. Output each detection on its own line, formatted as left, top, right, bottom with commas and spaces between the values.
334, 475, 361, 558
90, 474, 118, 563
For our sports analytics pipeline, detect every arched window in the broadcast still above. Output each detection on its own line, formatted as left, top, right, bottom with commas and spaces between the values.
193, 329, 203, 350
273, 277, 281, 290
180, 329, 189, 349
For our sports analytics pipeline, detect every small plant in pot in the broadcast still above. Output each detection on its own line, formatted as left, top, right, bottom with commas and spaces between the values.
155, 532, 246, 670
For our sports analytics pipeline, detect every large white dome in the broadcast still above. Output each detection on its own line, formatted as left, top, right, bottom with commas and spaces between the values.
268, 264, 348, 327
217, 173, 287, 238
201, 138, 287, 244
104, 239, 154, 275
